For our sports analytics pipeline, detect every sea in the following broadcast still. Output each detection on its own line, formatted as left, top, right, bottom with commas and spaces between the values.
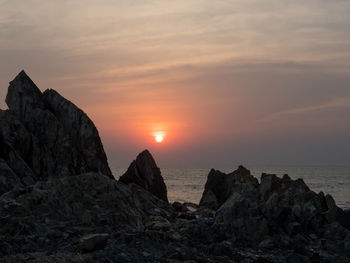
113, 166, 350, 210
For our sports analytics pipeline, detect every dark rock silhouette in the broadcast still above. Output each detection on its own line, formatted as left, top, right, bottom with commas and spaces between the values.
0, 70, 112, 195
0, 111, 39, 192
6, 70, 46, 118
199, 165, 258, 209
119, 150, 168, 202
200, 166, 350, 248
43, 89, 112, 177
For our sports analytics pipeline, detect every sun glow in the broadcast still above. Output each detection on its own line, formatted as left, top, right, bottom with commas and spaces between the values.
155, 135, 164, 143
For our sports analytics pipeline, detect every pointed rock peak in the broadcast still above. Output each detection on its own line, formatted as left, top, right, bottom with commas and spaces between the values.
43, 88, 113, 178
9, 70, 40, 93
6, 70, 44, 117
135, 149, 157, 166
120, 150, 168, 202
12, 70, 29, 81
236, 165, 250, 174
138, 149, 152, 156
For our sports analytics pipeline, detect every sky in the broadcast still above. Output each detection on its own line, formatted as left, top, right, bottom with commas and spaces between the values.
0, 0, 350, 168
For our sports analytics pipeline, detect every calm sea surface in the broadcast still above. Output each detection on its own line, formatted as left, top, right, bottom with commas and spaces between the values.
113, 166, 350, 210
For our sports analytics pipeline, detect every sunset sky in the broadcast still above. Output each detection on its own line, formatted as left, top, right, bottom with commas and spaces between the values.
1, 0, 350, 167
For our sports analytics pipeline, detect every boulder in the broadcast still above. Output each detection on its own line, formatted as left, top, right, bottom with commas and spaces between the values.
119, 150, 168, 202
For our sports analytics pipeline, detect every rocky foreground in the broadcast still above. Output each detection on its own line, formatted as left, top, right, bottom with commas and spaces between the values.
0, 71, 350, 263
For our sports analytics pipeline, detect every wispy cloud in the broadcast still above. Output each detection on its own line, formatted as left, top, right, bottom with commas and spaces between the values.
1, 0, 350, 165
258, 97, 350, 123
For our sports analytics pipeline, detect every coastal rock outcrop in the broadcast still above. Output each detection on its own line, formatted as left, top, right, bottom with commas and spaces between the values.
0, 70, 112, 195
0, 172, 172, 257
199, 165, 258, 209
119, 150, 168, 202
43, 89, 112, 177
200, 166, 350, 245
0, 71, 349, 262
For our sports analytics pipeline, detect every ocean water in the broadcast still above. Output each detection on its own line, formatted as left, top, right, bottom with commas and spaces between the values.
113, 166, 350, 210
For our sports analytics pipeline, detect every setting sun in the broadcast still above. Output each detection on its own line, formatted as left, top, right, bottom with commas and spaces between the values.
155, 135, 164, 143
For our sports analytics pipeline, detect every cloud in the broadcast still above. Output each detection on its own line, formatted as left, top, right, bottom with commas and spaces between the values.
1, 0, 350, 165
258, 97, 350, 123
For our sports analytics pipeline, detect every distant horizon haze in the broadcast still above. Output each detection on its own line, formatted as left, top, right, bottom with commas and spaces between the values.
1, 1, 350, 167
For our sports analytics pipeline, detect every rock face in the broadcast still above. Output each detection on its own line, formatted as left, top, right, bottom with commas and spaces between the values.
199, 165, 258, 209
0, 172, 172, 257
43, 89, 112, 177
200, 166, 350, 245
119, 150, 168, 202
5, 70, 45, 118
0, 70, 112, 195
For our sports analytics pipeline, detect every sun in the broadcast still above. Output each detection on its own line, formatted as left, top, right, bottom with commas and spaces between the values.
155, 135, 164, 143
152, 130, 166, 143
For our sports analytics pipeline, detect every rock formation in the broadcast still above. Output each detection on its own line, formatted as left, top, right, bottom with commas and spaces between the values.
0, 71, 349, 262
43, 89, 112, 177
0, 172, 173, 256
199, 165, 258, 209
0, 70, 112, 195
119, 150, 168, 202
200, 166, 350, 258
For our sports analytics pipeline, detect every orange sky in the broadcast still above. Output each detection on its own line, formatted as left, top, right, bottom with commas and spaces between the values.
1, 0, 350, 167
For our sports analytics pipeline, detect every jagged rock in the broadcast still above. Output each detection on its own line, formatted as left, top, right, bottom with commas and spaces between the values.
215, 191, 269, 241
0, 172, 175, 256
200, 166, 350, 246
199, 165, 258, 210
5, 70, 45, 119
43, 89, 112, 177
0, 70, 112, 192
0, 130, 24, 194
119, 150, 168, 202
259, 173, 328, 235
0, 110, 40, 187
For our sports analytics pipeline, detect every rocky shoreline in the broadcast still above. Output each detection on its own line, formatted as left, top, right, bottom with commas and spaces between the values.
0, 71, 349, 262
